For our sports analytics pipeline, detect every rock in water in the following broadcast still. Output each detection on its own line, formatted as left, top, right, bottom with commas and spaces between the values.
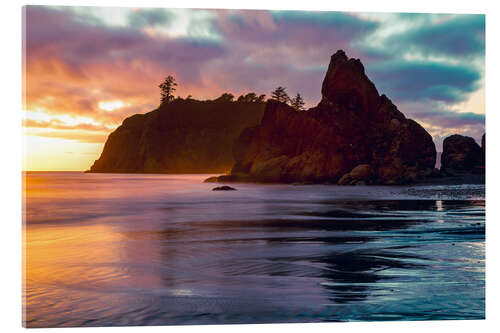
227, 50, 436, 185
88, 99, 265, 173
212, 186, 237, 191
441, 134, 482, 173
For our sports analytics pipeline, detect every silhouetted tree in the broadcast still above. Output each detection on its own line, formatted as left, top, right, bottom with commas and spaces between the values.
291, 93, 305, 111
159, 75, 177, 105
237, 92, 259, 103
271, 86, 290, 104
257, 94, 266, 102
215, 93, 235, 102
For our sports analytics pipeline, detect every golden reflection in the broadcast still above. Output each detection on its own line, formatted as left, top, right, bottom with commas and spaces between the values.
24, 223, 125, 288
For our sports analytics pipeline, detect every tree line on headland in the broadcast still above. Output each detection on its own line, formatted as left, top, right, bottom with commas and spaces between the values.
158, 75, 305, 111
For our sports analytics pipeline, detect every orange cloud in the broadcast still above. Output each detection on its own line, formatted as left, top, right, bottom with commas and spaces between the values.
23, 118, 112, 132
25, 128, 108, 144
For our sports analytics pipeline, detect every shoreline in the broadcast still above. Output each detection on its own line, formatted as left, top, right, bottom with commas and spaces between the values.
27, 170, 485, 186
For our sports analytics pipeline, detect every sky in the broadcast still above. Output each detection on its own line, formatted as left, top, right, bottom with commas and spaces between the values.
23, 5, 485, 171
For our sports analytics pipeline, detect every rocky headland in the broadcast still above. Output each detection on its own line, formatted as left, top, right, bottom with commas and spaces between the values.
215, 50, 438, 185
89, 98, 265, 173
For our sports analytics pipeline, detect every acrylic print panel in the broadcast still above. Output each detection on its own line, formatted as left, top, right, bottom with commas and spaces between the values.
22, 4, 485, 328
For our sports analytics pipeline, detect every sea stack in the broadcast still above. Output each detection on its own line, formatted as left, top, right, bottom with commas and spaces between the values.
221, 50, 437, 184
481, 133, 485, 166
440, 134, 483, 174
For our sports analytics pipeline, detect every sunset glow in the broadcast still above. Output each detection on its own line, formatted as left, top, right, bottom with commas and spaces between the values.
23, 135, 104, 171
98, 100, 127, 112
22, 6, 487, 326
23, 6, 485, 171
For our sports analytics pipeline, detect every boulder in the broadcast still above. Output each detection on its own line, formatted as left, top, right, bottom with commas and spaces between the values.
440, 134, 482, 173
212, 186, 237, 191
338, 164, 372, 185
225, 50, 436, 185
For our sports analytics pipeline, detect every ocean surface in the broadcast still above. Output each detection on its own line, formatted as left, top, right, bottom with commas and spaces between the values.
23, 172, 485, 327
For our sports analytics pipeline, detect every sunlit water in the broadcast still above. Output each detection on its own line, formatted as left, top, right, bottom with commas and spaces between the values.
23, 172, 485, 327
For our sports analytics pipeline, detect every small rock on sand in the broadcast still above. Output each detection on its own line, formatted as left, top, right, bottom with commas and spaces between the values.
212, 186, 237, 191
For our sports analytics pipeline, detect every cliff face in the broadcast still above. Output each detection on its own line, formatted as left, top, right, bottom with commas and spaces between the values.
224, 50, 436, 184
89, 99, 265, 173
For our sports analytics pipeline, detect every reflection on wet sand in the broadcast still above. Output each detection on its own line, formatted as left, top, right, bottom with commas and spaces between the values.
24, 173, 485, 327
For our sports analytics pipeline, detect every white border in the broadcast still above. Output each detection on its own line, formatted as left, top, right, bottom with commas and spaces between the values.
3, 0, 499, 332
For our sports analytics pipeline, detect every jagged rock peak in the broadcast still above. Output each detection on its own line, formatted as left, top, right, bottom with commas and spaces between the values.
321, 50, 379, 115
329, 50, 365, 74
330, 49, 348, 63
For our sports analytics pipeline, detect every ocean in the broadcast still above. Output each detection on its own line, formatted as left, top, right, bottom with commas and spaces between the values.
23, 172, 485, 327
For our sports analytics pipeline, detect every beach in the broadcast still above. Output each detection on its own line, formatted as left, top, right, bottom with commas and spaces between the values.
23, 172, 485, 327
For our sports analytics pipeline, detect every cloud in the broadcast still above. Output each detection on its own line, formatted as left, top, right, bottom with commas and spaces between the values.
212, 10, 379, 65
22, 118, 113, 132
25, 6, 226, 77
128, 8, 173, 28
24, 6, 227, 132
23, 6, 484, 148
26, 130, 108, 143
418, 109, 485, 128
390, 14, 485, 58
368, 60, 481, 103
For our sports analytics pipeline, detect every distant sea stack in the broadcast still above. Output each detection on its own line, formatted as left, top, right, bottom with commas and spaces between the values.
440, 134, 484, 174
218, 50, 437, 185
89, 99, 265, 173
481, 133, 485, 166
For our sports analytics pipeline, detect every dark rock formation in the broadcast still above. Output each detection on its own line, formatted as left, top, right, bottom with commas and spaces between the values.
89, 98, 265, 173
223, 50, 436, 185
481, 133, 485, 166
212, 186, 237, 191
203, 176, 219, 183
440, 134, 483, 173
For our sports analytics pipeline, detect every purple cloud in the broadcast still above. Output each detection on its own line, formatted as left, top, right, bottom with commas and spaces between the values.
24, 6, 485, 145
25, 6, 226, 83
